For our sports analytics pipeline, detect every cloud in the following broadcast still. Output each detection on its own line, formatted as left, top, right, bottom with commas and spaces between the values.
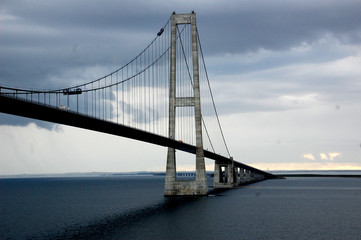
320, 152, 342, 161
198, 0, 361, 55
329, 152, 342, 160
0, 113, 55, 130
320, 153, 329, 161
0, 123, 168, 175
2, 0, 361, 89
303, 152, 342, 162
303, 153, 315, 161
219, 107, 361, 167
207, 47, 361, 116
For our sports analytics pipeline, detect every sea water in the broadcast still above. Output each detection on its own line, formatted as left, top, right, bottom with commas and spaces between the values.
1, 174, 360, 239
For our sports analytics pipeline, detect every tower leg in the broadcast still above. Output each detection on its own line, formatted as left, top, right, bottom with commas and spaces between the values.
164, 12, 207, 196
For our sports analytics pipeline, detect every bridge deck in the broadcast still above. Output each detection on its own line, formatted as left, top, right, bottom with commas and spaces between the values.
0, 95, 276, 179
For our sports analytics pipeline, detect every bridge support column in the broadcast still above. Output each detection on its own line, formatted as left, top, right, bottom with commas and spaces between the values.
213, 157, 237, 188
244, 169, 251, 183
228, 157, 237, 187
213, 161, 222, 186
239, 168, 245, 185
164, 12, 208, 196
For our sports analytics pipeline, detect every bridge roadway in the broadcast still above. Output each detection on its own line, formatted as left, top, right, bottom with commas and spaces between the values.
0, 94, 276, 179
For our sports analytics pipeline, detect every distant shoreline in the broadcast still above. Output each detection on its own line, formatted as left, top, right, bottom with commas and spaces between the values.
1, 170, 361, 179
278, 174, 361, 178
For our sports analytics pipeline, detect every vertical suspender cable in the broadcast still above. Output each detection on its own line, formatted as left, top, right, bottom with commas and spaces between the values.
110, 75, 112, 121
116, 72, 119, 124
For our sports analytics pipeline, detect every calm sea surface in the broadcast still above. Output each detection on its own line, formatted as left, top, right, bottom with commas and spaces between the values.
1, 174, 361, 240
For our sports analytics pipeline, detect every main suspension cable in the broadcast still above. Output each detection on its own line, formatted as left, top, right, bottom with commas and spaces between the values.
197, 30, 231, 158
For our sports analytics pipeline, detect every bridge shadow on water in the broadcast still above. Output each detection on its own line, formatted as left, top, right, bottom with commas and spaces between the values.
35, 191, 232, 240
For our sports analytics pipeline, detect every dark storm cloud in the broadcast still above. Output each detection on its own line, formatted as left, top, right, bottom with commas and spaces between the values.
196, 0, 361, 55
2, 0, 360, 86
0, 0, 169, 89
0, 113, 56, 129
0, 1, 361, 85
1, 0, 165, 30
1, 0, 361, 126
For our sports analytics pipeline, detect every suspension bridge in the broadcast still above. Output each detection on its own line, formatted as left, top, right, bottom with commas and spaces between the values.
0, 12, 278, 195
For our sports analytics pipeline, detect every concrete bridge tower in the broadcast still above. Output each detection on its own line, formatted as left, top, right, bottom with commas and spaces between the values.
164, 12, 208, 196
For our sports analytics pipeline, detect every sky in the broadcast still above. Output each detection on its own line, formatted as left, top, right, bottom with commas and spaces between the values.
1, 0, 361, 175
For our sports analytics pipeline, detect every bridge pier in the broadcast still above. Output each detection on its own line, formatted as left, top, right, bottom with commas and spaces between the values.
164, 146, 208, 196
245, 169, 253, 183
213, 158, 238, 188
214, 162, 270, 188
239, 167, 246, 184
